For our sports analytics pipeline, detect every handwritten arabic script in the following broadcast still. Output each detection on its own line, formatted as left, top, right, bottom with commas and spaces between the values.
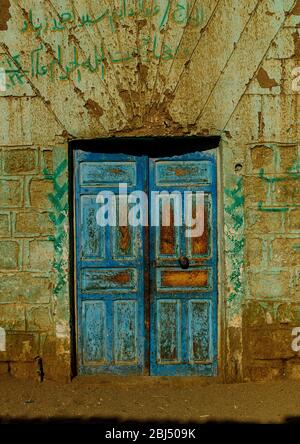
2, 37, 190, 90
1, 1, 204, 90
21, 1, 204, 35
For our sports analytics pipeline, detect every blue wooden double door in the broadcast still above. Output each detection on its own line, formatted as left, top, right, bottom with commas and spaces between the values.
74, 149, 218, 376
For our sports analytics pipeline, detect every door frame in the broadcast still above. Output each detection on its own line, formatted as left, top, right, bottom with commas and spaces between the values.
68, 136, 223, 378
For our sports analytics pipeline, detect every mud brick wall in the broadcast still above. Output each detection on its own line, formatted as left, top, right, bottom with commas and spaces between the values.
1, 0, 300, 381
0, 146, 70, 380
243, 144, 300, 380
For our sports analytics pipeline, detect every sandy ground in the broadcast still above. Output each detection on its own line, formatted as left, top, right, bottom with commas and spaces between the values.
0, 375, 300, 424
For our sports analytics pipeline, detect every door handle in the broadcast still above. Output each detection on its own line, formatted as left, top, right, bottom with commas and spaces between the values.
178, 256, 189, 269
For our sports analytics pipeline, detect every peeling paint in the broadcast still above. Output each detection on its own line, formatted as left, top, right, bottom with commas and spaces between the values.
43, 157, 68, 300
84, 99, 104, 118
256, 67, 279, 89
224, 178, 245, 305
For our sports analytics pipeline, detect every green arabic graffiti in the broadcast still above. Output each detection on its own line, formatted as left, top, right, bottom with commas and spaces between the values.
1, 36, 188, 89
21, 1, 204, 35
43, 159, 68, 299
224, 177, 245, 304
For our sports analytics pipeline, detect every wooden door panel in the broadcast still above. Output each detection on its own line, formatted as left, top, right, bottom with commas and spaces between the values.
75, 150, 147, 375
149, 151, 218, 376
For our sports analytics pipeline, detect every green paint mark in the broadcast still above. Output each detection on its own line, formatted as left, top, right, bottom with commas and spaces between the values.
159, 0, 171, 29
258, 167, 300, 183
43, 158, 68, 298
224, 177, 245, 304
257, 166, 300, 212
256, 155, 300, 212
257, 202, 289, 213
224, 178, 244, 230
258, 168, 281, 183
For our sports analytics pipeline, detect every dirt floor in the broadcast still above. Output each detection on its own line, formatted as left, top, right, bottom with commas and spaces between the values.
0, 375, 300, 424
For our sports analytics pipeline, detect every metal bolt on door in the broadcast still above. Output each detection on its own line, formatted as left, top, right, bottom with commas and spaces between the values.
74, 149, 218, 376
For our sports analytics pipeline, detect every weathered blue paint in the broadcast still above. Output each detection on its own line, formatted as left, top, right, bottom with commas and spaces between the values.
75, 149, 218, 376
80, 161, 137, 187
155, 161, 212, 185
75, 150, 147, 375
149, 151, 218, 376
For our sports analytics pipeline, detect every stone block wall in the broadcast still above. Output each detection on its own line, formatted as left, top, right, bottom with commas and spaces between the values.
0, 146, 70, 380
243, 144, 300, 380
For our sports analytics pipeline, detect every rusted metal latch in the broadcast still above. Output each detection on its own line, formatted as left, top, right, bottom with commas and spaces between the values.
178, 256, 189, 269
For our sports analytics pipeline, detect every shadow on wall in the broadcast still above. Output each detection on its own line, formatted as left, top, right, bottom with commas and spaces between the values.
0, 417, 298, 425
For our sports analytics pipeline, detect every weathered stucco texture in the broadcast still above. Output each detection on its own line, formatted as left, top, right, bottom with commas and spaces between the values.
1, 0, 300, 381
